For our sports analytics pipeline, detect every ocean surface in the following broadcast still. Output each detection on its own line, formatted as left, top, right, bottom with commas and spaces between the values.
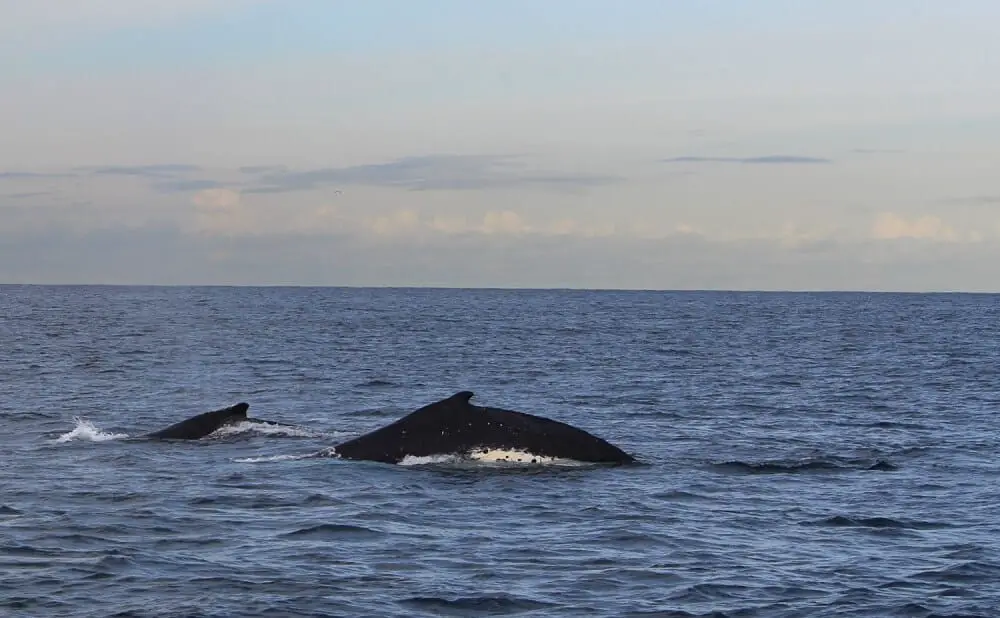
2, 285, 999, 618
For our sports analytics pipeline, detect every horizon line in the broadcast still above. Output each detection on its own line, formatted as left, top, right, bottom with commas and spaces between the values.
1, 282, 997, 295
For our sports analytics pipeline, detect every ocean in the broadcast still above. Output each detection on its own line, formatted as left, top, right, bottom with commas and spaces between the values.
1, 285, 998, 617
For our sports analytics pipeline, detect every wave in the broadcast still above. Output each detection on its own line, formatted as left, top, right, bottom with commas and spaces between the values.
868, 460, 899, 471
807, 515, 953, 530
232, 453, 318, 464
650, 490, 712, 502
911, 560, 1000, 584
280, 523, 384, 540
862, 420, 933, 430
54, 418, 129, 443
623, 609, 767, 618
400, 594, 555, 614
711, 457, 898, 474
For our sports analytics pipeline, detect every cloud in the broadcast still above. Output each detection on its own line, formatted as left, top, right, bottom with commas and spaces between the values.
153, 179, 225, 193
481, 211, 529, 235
942, 195, 1000, 206
85, 164, 202, 177
370, 210, 422, 237
190, 188, 245, 234
4, 223, 1000, 291
3, 191, 51, 199
238, 165, 291, 175
4, 149, 999, 290
192, 188, 241, 209
244, 154, 620, 194
661, 155, 831, 165
851, 148, 904, 154
365, 209, 533, 238
871, 212, 963, 242
68, 164, 228, 194
357, 208, 624, 241
187, 188, 355, 238
0, 171, 73, 180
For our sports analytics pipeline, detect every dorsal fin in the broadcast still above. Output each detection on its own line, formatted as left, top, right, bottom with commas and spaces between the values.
452, 391, 474, 403
231, 402, 250, 416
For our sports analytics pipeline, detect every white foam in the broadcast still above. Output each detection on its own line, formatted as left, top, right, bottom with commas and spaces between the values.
398, 454, 462, 466
55, 418, 129, 443
208, 421, 326, 439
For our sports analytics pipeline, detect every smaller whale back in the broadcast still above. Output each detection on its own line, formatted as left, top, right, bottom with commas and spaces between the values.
145, 402, 251, 440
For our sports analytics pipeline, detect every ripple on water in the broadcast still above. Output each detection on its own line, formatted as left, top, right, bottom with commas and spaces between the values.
279, 523, 386, 541
806, 516, 955, 530
399, 594, 558, 616
710, 457, 899, 474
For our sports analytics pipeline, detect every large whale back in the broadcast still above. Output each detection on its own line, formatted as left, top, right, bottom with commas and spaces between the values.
145, 402, 251, 440
332, 391, 635, 464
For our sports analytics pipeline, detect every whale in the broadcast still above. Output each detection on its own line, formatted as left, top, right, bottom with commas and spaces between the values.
144, 402, 289, 440
330, 391, 636, 465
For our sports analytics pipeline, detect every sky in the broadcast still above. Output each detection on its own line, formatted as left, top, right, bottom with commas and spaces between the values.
2, 0, 1000, 290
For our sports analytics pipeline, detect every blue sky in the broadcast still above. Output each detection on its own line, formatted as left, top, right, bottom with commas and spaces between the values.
2, 1, 1000, 289
15, 1, 998, 77
11, 1, 778, 72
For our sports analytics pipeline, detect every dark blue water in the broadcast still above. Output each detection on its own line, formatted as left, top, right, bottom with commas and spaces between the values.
2, 286, 999, 617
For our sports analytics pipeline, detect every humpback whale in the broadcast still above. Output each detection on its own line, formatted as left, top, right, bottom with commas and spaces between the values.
331, 391, 635, 465
145, 402, 287, 440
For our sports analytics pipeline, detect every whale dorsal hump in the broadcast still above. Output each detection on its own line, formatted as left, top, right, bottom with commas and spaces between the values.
451, 391, 474, 403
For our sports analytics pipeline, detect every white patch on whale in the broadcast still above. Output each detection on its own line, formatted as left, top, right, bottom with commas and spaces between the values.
396, 449, 584, 467
466, 448, 566, 464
